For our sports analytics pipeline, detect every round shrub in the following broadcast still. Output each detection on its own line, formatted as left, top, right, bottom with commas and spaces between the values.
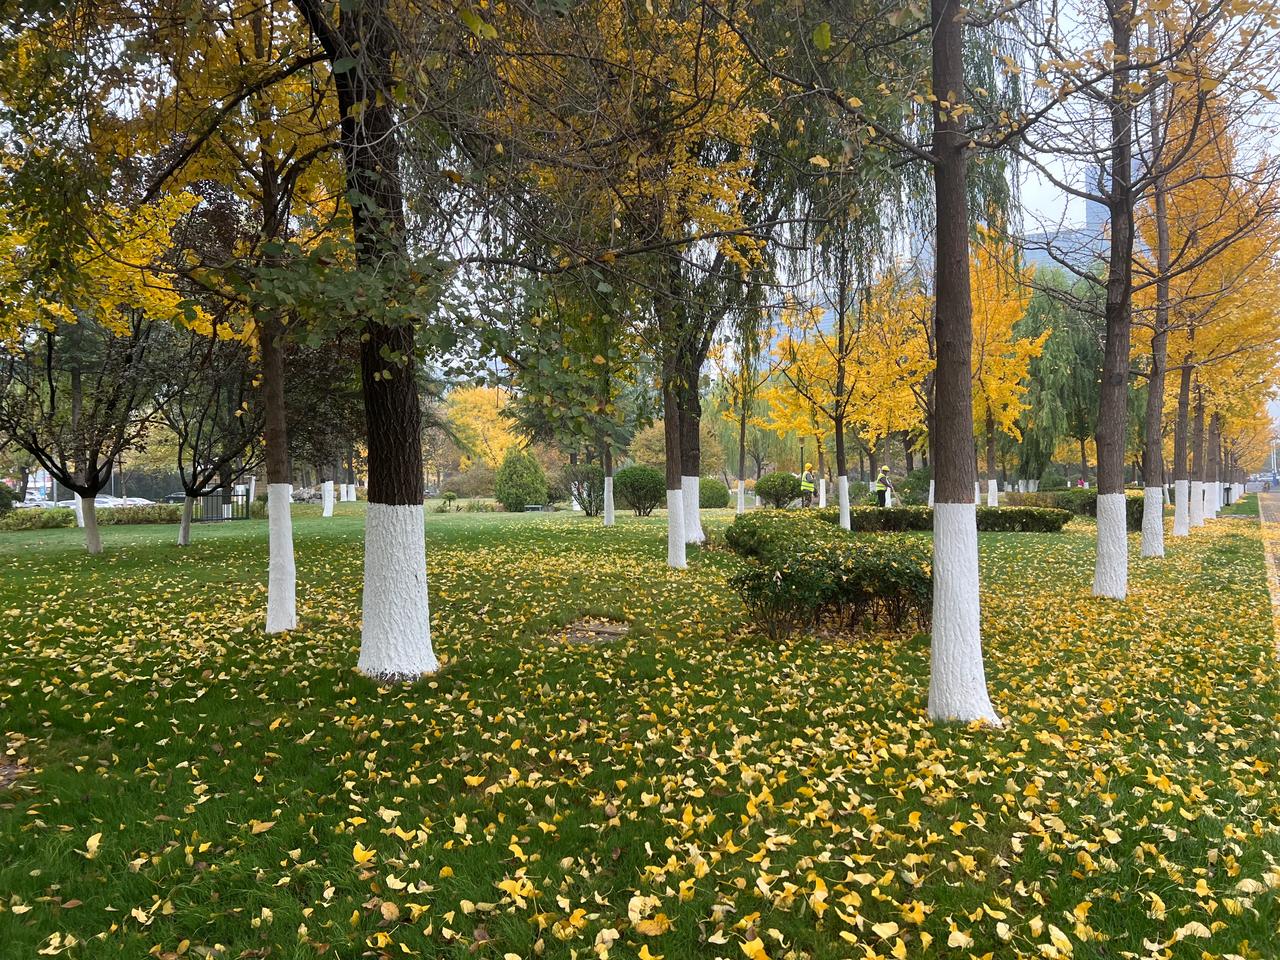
755, 471, 801, 509
613, 465, 664, 517
699, 477, 730, 509
494, 447, 547, 512
0, 483, 14, 516
563, 463, 605, 516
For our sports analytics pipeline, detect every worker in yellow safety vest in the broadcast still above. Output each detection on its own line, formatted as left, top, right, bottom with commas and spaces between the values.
800, 462, 816, 507
873, 465, 893, 507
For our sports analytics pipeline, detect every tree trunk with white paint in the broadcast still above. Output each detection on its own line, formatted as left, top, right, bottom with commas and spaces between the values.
178, 496, 195, 547
926, 0, 999, 725
986, 479, 998, 508
81, 495, 101, 555
818, 478, 827, 508
837, 475, 850, 529
1141, 487, 1164, 558
602, 444, 615, 526
1189, 387, 1205, 528
1091, 3, 1137, 601
736, 479, 746, 514
663, 377, 686, 569
681, 476, 703, 544
1094, 493, 1128, 598
322, 480, 335, 517
266, 484, 297, 632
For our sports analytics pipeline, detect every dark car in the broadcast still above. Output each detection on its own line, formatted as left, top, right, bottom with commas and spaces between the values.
161, 492, 188, 504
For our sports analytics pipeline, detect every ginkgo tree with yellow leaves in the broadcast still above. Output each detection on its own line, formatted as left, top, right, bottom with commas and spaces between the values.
969, 229, 1045, 508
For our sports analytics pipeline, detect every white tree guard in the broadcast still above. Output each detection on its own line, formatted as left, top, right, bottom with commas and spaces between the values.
666, 489, 687, 569
1172, 479, 1190, 536
818, 478, 827, 508
927, 479, 935, 507
736, 480, 746, 514
1092, 493, 1128, 599
603, 476, 615, 526
928, 502, 1000, 724
1140, 487, 1164, 558
81, 496, 101, 554
358, 503, 437, 679
321, 481, 335, 517
837, 476, 850, 530
1189, 480, 1205, 527
266, 484, 297, 634
986, 479, 998, 508
681, 476, 705, 544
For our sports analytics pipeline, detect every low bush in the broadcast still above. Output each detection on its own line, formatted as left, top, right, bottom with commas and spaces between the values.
613, 465, 665, 516
699, 477, 730, 509
563, 464, 605, 517
1004, 489, 1144, 530
0, 508, 76, 531
724, 511, 932, 639
809, 504, 1072, 533
1039, 466, 1067, 490
98, 504, 183, 525
0, 483, 14, 516
755, 471, 801, 509
495, 448, 547, 512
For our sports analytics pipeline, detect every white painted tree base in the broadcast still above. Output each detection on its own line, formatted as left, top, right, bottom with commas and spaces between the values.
736, 480, 746, 514
681, 476, 704, 544
837, 476, 850, 530
266, 484, 297, 633
322, 481, 335, 517
358, 503, 437, 679
986, 479, 998, 508
1092, 493, 1128, 599
928, 503, 1000, 725
603, 476, 615, 526
818, 478, 827, 508
1172, 479, 1190, 536
666, 489, 687, 569
1140, 486, 1164, 558
74, 496, 84, 528
927, 479, 934, 508
1189, 480, 1204, 527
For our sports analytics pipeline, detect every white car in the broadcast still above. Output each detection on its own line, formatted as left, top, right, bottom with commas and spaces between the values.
120, 497, 155, 506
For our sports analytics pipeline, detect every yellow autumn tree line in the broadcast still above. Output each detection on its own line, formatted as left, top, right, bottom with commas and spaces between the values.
761, 231, 1045, 464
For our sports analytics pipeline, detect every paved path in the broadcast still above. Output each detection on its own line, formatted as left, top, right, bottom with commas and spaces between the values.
1257, 493, 1280, 655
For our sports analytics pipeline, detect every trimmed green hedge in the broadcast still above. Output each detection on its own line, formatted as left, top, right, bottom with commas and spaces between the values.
0, 508, 76, 531
724, 512, 932, 639
0, 503, 187, 532
810, 504, 1073, 533
99, 504, 183, 525
1004, 489, 1145, 530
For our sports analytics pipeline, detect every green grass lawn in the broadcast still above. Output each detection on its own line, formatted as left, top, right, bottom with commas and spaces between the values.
1, 506, 1277, 959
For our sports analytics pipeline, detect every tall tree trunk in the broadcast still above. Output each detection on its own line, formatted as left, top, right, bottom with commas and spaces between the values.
261, 313, 297, 633
1205, 412, 1222, 520
1142, 146, 1172, 555
816, 441, 827, 507
602, 442, 615, 526
736, 407, 748, 514
1190, 382, 1205, 528
678, 376, 704, 544
1093, 2, 1136, 599
927, 0, 997, 725
985, 409, 998, 507
1171, 361, 1192, 536
1079, 437, 1089, 485
662, 369, 686, 569
834, 416, 850, 530
337, 0, 435, 679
